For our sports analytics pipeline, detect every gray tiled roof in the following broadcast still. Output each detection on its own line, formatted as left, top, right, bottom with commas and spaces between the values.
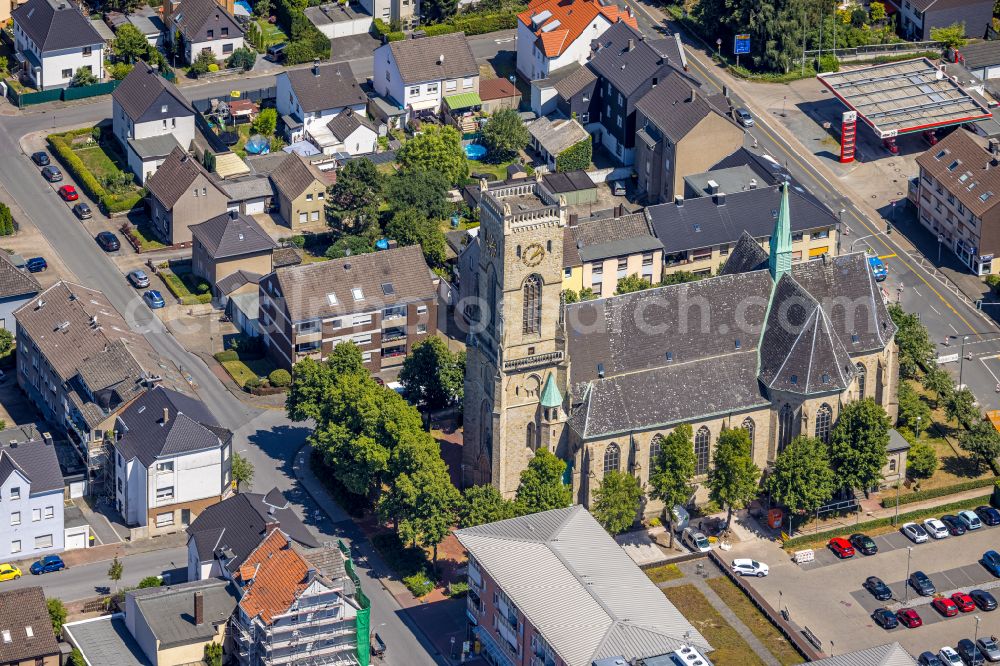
12, 0, 104, 52
915, 128, 1000, 217
552, 63, 597, 99
113, 64, 193, 123
0, 436, 63, 495
957, 39, 1000, 69
269, 152, 323, 201
216, 269, 262, 295
587, 21, 678, 97
271, 246, 302, 268
719, 232, 768, 275
888, 429, 911, 453
384, 32, 478, 85
326, 109, 376, 141
280, 62, 366, 113
190, 211, 276, 260
635, 70, 733, 142
128, 134, 183, 160
246, 152, 290, 176
456, 506, 709, 666
171, 0, 242, 43
64, 615, 150, 666
0, 588, 60, 664
528, 116, 589, 156
115, 386, 228, 467
215, 174, 273, 201
146, 147, 224, 209
569, 213, 661, 264
0, 251, 39, 300
808, 642, 915, 666
128, 578, 238, 649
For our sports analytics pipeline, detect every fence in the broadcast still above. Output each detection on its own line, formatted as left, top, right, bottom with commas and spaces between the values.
191, 85, 277, 113
803, 41, 942, 63
5, 79, 121, 108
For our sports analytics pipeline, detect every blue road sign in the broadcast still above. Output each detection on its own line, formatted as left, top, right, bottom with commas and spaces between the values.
734, 34, 750, 55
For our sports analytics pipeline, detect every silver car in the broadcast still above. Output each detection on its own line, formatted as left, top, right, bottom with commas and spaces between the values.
902, 522, 929, 543
735, 107, 754, 127
682, 528, 711, 553
978, 638, 1000, 662
127, 269, 150, 289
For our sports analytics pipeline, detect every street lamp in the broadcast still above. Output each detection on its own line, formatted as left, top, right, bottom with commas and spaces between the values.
975, 615, 982, 651
938, 234, 945, 265
960, 335, 970, 388
903, 546, 913, 603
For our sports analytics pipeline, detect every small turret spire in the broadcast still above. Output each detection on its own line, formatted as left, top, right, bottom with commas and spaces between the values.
769, 181, 793, 282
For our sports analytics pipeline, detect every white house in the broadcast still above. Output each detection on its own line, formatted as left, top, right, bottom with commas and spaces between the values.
112, 64, 196, 184
0, 429, 65, 560
275, 61, 368, 144
113, 387, 232, 538
318, 107, 377, 155
166, 0, 244, 64
515, 0, 636, 81
373, 32, 479, 121
11, 0, 106, 91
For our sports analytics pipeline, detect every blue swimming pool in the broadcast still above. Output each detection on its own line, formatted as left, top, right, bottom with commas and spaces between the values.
235, 0, 252, 12
464, 143, 487, 160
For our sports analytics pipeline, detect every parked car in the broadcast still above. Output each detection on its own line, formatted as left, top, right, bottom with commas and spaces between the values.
127, 269, 150, 289
73, 202, 91, 219
941, 647, 964, 666
868, 255, 888, 282
731, 559, 768, 577
0, 564, 21, 581
735, 107, 754, 127
864, 576, 892, 601
958, 639, 986, 666
978, 638, 1000, 662
96, 231, 120, 252
29, 555, 64, 575
143, 289, 165, 309
57, 185, 78, 201
976, 506, 1000, 526
30, 151, 49, 166
872, 607, 898, 629
943, 514, 968, 536
920, 653, 945, 666
909, 571, 936, 596
682, 528, 712, 553
983, 551, 1000, 577
924, 518, 950, 539
850, 533, 878, 556
266, 42, 287, 61
903, 522, 929, 543
40, 165, 62, 182
611, 181, 626, 196
972, 589, 998, 611
828, 536, 855, 558
896, 608, 922, 628
953, 592, 977, 612
960, 510, 984, 530
25, 257, 47, 273
370, 632, 386, 658
932, 597, 959, 617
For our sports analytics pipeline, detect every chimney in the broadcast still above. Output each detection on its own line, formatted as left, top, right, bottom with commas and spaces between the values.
723, 85, 730, 98
568, 213, 579, 226
312, 58, 320, 76
194, 592, 204, 626
706, 179, 719, 195
749, 178, 758, 190
714, 192, 726, 206
674, 195, 683, 207
438, 54, 445, 65
627, 38, 634, 51
162, 407, 169, 424
688, 88, 697, 103
229, 209, 238, 219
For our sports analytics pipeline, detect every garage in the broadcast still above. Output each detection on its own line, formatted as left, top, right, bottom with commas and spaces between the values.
65, 528, 88, 550
243, 198, 267, 215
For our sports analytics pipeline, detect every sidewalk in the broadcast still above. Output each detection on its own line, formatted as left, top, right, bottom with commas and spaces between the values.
11, 530, 187, 571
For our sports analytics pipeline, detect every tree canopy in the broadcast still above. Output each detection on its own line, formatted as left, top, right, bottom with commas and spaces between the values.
959, 418, 1000, 472
931, 22, 968, 49
706, 428, 760, 527
829, 398, 890, 494
921, 366, 954, 408
906, 439, 938, 479
326, 158, 383, 236
591, 470, 643, 534
514, 449, 571, 513
946, 388, 979, 430
764, 435, 836, 517
648, 425, 695, 520
896, 381, 930, 436
399, 337, 465, 411
481, 109, 529, 161
615, 275, 653, 295
459, 484, 517, 528
397, 125, 468, 184
384, 169, 452, 221
112, 24, 150, 64
385, 209, 448, 267
888, 303, 934, 378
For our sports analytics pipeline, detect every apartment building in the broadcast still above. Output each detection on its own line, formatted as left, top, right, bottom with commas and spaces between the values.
561, 211, 663, 296
913, 128, 1000, 275
258, 244, 438, 372
0, 435, 64, 560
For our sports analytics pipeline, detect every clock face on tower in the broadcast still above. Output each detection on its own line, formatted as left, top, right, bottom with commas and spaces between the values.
522, 243, 545, 267
485, 233, 498, 257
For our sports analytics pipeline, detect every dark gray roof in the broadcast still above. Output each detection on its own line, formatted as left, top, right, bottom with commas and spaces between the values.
635, 70, 733, 142
12, 0, 104, 52
190, 211, 277, 260
647, 184, 838, 254
146, 147, 224, 208
215, 174, 273, 201
960, 40, 1000, 70
0, 435, 64, 495
383, 32, 478, 85
246, 152, 290, 176
541, 170, 595, 194
719, 232, 768, 275
281, 62, 366, 113
0, 252, 39, 300
326, 109, 376, 141
271, 246, 303, 268
888, 429, 911, 453
808, 642, 915, 666
588, 21, 678, 97
552, 63, 597, 99
568, 213, 661, 264
216, 269, 262, 295
115, 386, 228, 467
128, 578, 238, 649
171, 0, 242, 43
113, 64, 193, 123
64, 615, 150, 666
128, 134, 183, 160
187, 489, 320, 573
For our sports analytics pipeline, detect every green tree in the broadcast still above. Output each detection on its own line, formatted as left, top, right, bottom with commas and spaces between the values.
190, 49, 217, 75
326, 158, 383, 235
397, 125, 468, 184
46, 598, 66, 635
204, 642, 223, 666
615, 275, 653, 295
514, 448, 571, 514
137, 575, 162, 588
399, 337, 464, 411
829, 398, 890, 495
421, 0, 458, 22
286, 357, 338, 422
459, 484, 517, 528
897, 381, 930, 436
107, 556, 123, 593
104, 0, 142, 14
385, 209, 448, 266
888, 303, 934, 378
661, 271, 701, 286
647, 424, 695, 546
109, 61, 134, 80
921, 366, 954, 407
384, 169, 451, 220
112, 25, 150, 64
931, 22, 967, 49
71, 67, 97, 87
0, 203, 14, 237
227, 46, 257, 71
959, 418, 1000, 471
906, 439, 938, 479
868, 1, 886, 23
251, 107, 278, 136
946, 388, 979, 429
480, 109, 529, 162
765, 436, 836, 530
69, 648, 86, 666
232, 452, 254, 492
591, 470, 643, 535
254, 0, 273, 16
325, 234, 375, 259
706, 428, 760, 528
283, 41, 316, 65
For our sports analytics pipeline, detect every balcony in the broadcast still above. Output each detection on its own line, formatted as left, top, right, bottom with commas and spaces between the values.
382, 327, 407, 344
382, 307, 407, 324
502, 350, 563, 372
468, 562, 482, 589
383, 344, 406, 360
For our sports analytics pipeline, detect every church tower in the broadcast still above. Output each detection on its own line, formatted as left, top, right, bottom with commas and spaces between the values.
769, 181, 793, 282
462, 175, 568, 497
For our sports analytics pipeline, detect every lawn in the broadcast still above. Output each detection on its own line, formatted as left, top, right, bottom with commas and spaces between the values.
255, 19, 288, 47
645, 563, 683, 584
662, 584, 766, 666
467, 157, 522, 181
75, 145, 124, 181
215, 352, 277, 388
158, 269, 212, 305
127, 223, 167, 252
706, 576, 804, 666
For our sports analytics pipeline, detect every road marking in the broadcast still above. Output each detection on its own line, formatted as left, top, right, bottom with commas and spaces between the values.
980, 356, 1000, 384
928, 303, 941, 316
949, 323, 959, 334
879, 254, 897, 260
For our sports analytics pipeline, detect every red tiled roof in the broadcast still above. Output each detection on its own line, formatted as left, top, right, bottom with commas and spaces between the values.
518, 0, 637, 58
479, 77, 519, 101
236, 529, 310, 625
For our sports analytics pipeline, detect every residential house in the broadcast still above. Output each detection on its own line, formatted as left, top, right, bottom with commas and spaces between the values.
214, 173, 275, 216
373, 32, 479, 121
191, 210, 277, 298
323, 108, 378, 156
515, 0, 636, 81
456, 506, 710, 666
955, 39, 1000, 80
531, 62, 596, 116
275, 61, 367, 144
112, 64, 196, 184
0, 435, 64, 559
14, 281, 183, 485
269, 152, 331, 232
231, 529, 365, 666
145, 147, 229, 245
125, 578, 239, 666
11, 0, 105, 90
0, 252, 39, 334
890, 0, 992, 40
113, 386, 233, 537
358, 0, 417, 28
165, 0, 244, 64
186, 487, 319, 582
64, 615, 150, 666
259, 244, 438, 371
634, 71, 741, 204
0, 588, 61, 666
479, 77, 521, 114
527, 116, 590, 171
562, 211, 663, 296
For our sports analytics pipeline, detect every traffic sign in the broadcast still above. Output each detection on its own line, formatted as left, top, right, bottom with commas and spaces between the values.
734, 34, 750, 55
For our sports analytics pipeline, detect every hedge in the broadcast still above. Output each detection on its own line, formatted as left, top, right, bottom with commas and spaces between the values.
372, 19, 404, 41
214, 350, 239, 362
880, 476, 998, 508
274, 0, 330, 60
783, 493, 994, 551
47, 129, 144, 215
451, 10, 519, 35
556, 137, 592, 172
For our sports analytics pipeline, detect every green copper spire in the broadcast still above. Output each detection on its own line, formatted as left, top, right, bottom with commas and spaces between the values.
540, 373, 563, 409
769, 181, 793, 282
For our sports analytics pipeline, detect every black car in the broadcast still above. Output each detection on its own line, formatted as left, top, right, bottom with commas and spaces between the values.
864, 576, 892, 601
31, 151, 49, 166
73, 202, 91, 219
909, 571, 936, 596
958, 639, 987, 666
96, 231, 120, 252
851, 533, 878, 556
976, 506, 1000, 527
942, 514, 968, 536
40, 165, 62, 182
872, 607, 898, 629
919, 652, 944, 666
972, 589, 999, 611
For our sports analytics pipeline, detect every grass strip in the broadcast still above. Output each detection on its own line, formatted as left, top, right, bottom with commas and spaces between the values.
645, 563, 683, 584
662, 584, 766, 666
706, 576, 804, 666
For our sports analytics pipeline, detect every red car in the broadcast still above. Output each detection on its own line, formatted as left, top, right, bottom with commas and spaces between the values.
828, 537, 855, 559
952, 592, 976, 612
58, 185, 78, 201
932, 597, 959, 617
896, 608, 922, 628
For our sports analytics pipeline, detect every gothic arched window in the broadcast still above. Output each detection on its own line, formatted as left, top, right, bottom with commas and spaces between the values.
523, 274, 542, 334
603, 443, 620, 474
741, 417, 755, 458
815, 403, 833, 444
778, 404, 794, 452
695, 427, 711, 475
649, 435, 664, 471
856, 363, 867, 400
